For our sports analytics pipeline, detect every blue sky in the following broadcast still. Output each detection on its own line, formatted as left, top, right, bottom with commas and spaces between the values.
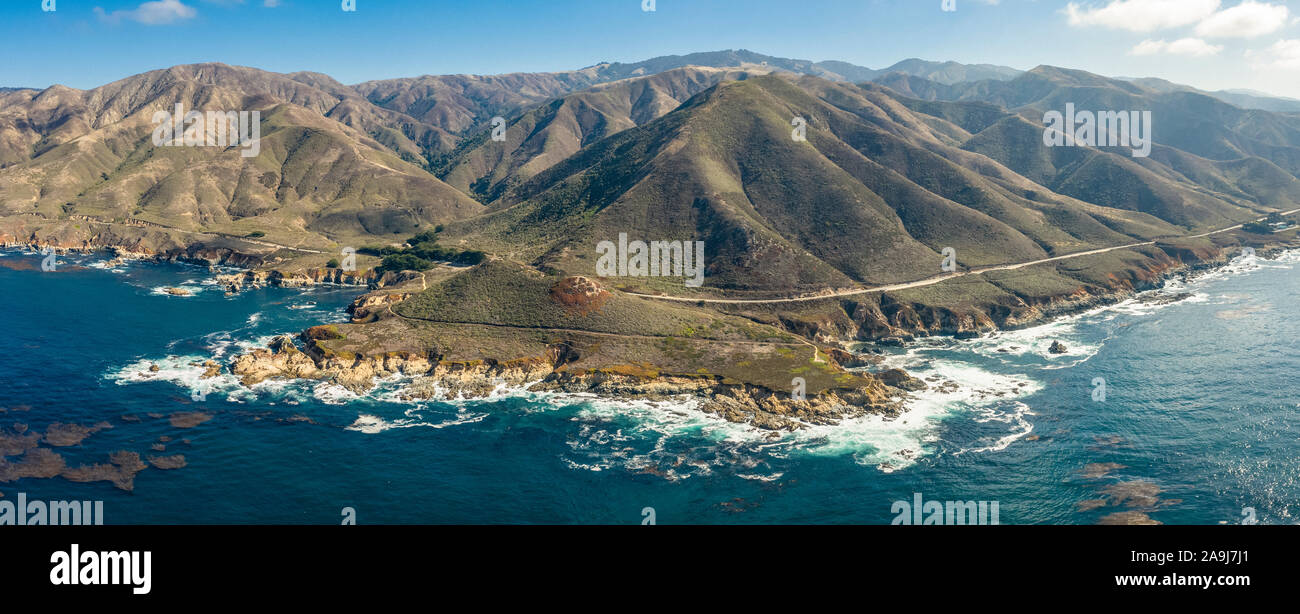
5, 0, 1300, 98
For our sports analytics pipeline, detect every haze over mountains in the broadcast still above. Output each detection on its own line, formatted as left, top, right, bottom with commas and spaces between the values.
2, 50, 1299, 297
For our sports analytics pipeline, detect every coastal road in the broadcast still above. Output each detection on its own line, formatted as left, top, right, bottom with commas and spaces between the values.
623, 208, 1300, 305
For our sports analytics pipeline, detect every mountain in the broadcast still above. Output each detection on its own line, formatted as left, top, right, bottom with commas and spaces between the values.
434, 66, 757, 202
1120, 78, 1300, 114
0, 63, 482, 252
877, 58, 1022, 85
351, 50, 1022, 140
6, 54, 1300, 390
4, 56, 1296, 302
439, 73, 1230, 295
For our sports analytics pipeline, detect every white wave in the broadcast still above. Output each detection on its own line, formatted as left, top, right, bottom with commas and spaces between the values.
312, 382, 360, 405
86, 259, 129, 273
345, 397, 490, 433
105, 355, 241, 402
793, 360, 1042, 472
957, 401, 1037, 454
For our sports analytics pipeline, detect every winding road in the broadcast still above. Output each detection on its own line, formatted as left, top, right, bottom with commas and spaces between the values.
623, 209, 1300, 305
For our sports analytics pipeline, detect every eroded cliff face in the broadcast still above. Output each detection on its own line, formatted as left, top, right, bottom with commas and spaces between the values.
213, 268, 417, 293
0, 216, 425, 292
2, 216, 263, 266
229, 333, 908, 432
760, 242, 1259, 343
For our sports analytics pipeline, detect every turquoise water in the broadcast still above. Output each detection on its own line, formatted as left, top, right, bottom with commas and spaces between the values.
1, 248, 1296, 524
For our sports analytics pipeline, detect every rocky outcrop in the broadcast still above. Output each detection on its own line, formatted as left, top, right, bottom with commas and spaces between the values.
876, 369, 928, 392
346, 291, 413, 322
214, 268, 401, 294
228, 335, 912, 431
827, 347, 880, 368
229, 335, 327, 385
550, 276, 611, 316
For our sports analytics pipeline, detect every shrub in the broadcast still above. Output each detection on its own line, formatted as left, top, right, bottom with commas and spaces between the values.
378, 253, 434, 273
369, 228, 484, 271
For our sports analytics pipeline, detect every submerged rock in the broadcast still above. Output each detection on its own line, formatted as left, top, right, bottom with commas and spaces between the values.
168, 412, 212, 429
62, 451, 148, 492
1098, 511, 1162, 525
0, 448, 65, 482
1101, 480, 1162, 508
148, 454, 187, 470
1081, 462, 1126, 479
1049, 341, 1068, 354
43, 422, 111, 447
1076, 499, 1108, 512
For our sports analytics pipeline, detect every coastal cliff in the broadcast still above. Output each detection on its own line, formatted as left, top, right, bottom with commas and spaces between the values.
229, 317, 914, 432
730, 237, 1297, 344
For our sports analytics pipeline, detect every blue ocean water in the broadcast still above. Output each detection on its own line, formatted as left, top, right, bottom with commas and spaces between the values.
0, 248, 1296, 524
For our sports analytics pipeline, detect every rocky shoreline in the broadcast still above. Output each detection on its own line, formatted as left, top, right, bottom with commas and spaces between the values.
228, 333, 917, 432
8, 229, 1296, 433
220, 241, 1297, 432
776, 241, 1300, 347
0, 240, 413, 293
5, 226, 1294, 340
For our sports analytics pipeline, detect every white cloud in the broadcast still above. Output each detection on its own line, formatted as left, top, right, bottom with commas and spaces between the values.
1247, 39, 1300, 69
95, 0, 197, 25
1195, 1, 1289, 38
1131, 38, 1225, 56
1066, 0, 1221, 32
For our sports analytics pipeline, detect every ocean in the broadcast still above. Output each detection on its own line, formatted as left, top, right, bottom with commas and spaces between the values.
1, 248, 1296, 524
